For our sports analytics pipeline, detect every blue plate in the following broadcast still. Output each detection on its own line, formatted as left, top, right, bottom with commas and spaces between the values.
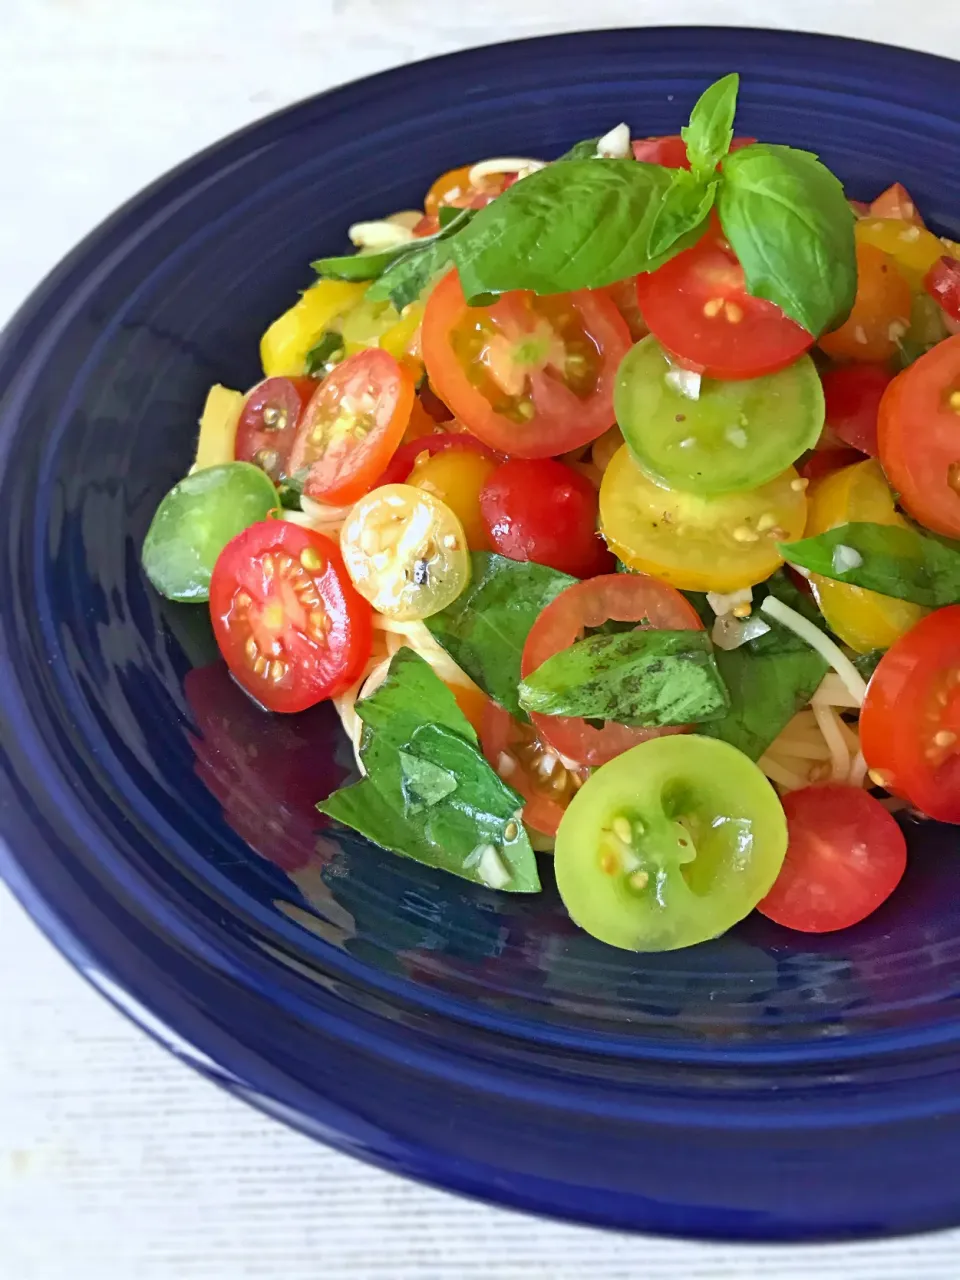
2, 27, 960, 1241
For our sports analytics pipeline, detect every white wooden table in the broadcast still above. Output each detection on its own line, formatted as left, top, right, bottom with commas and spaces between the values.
2, 2, 958, 1276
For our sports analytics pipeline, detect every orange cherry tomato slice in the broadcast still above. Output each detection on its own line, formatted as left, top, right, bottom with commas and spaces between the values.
286, 350, 414, 506
421, 271, 631, 458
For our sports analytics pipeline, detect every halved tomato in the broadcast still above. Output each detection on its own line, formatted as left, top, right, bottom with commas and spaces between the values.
209, 521, 372, 713
480, 701, 585, 837
636, 235, 813, 380
757, 786, 907, 932
926, 256, 960, 325
376, 430, 497, 487
819, 243, 912, 363
235, 376, 317, 482
868, 182, 923, 225
421, 271, 631, 457
877, 334, 960, 538
285, 349, 414, 506
519, 573, 704, 768
859, 605, 960, 823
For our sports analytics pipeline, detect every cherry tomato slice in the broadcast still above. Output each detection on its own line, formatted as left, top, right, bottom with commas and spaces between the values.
819, 243, 912, 363
209, 521, 372, 713
480, 701, 584, 837
410, 447, 498, 551
860, 605, 960, 823
877, 333, 960, 539
925, 256, 960, 325
520, 574, 704, 768
820, 363, 895, 457
235, 376, 317, 481
636, 236, 813, 380
377, 431, 497, 487
799, 447, 864, 484
630, 134, 755, 168
869, 183, 923, 225
421, 271, 631, 457
480, 458, 614, 577
757, 786, 907, 933
285, 349, 414, 506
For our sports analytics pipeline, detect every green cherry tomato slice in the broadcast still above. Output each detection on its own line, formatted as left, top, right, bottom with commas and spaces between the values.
615, 336, 824, 496
554, 735, 788, 952
142, 462, 278, 602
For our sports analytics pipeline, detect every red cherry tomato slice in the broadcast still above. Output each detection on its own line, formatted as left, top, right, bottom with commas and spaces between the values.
630, 134, 755, 168
235, 376, 317, 482
519, 574, 703, 767
799, 447, 864, 485
421, 271, 631, 457
286, 350, 414, 507
925, 256, 960, 325
377, 431, 498, 487
820, 363, 894, 457
860, 605, 960, 823
757, 786, 907, 932
877, 334, 960, 538
479, 458, 614, 577
636, 235, 813, 380
209, 521, 372, 713
480, 701, 585, 837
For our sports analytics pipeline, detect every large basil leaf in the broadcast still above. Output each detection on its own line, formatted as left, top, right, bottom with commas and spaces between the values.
425, 553, 576, 721
450, 160, 708, 299
780, 521, 960, 608
518, 629, 730, 726
717, 142, 856, 337
318, 650, 539, 892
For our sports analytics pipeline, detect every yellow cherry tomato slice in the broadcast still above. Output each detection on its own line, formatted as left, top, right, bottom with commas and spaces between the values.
260, 280, 367, 377
340, 484, 471, 620
804, 458, 928, 653
408, 447, 498, 550
855, 217, 950, 287
598, 445, 807, 592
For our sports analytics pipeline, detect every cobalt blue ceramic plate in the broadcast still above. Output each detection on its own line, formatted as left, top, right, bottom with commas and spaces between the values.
2, 27, 960, 1242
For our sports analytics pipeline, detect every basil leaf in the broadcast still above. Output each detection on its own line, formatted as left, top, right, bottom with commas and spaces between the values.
437, 204, 464, 229
717, 143, 856, 337
681, 72, 739, 180
854, 649, 885, 681
451, 160, 707, 299
318, 650, 539, 892
304, 330, 344, 376
311, 245, 406, 283
312, 208, 473, 296
365, 238, 454, 310
518, 629, 730, 727
647, 170, 717, 260
556, 137, 601, 161
699, 646, 829, 761
780, 521, 960, 608
895, 291, 949, 370
425, 553, 575, 720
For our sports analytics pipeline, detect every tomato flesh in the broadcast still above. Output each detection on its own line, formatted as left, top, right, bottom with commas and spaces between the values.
819, 243, 911, 363
636, 235, 813, 380
926, 256, 960, 325
520, 573, 703, 768
820, 363, 894, 457
285, 349, 414, 506
480, 701, 583, 837
235, 376, 317, 482
869, 183, 923, 225
877, 333, 960, 539
757, 786, 906, 932
377, 430, 497, 487
209, 521, 372, 713
860, 605, 960, 823
554, 735, 787, 951
480, 458, 614, 577
421, 271, 631, 457
630, 134, 755, 169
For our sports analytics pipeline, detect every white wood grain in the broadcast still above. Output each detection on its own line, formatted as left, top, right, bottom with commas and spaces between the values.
2, 2, 959, 1276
